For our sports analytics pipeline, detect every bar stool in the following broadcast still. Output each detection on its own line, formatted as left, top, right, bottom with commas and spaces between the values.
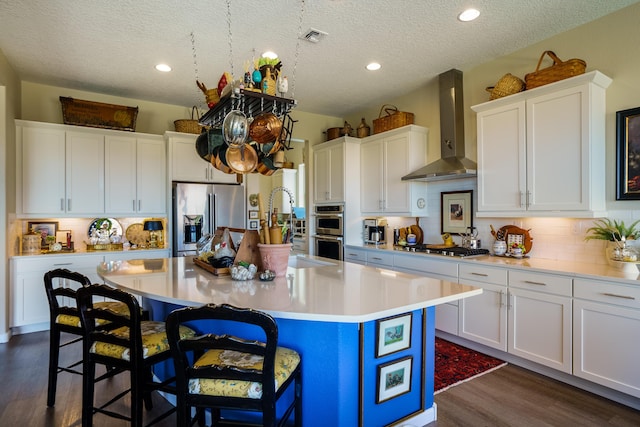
166, 303, 302, 427
76, 283, 196, 427
44, 268, 128, 407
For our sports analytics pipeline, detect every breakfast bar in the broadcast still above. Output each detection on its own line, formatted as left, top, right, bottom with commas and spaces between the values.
98, 255, 481, 426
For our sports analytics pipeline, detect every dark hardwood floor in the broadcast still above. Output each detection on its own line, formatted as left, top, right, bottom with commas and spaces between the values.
1, 331, 639, 426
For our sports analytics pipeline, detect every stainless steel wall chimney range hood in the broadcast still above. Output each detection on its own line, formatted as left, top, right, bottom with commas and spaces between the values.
402, 69, 477, 182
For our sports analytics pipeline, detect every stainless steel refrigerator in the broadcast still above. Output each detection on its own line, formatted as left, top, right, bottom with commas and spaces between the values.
172, 182, 246, 257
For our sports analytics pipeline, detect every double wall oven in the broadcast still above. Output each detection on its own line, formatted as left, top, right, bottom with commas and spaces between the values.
313, 204, 343, 260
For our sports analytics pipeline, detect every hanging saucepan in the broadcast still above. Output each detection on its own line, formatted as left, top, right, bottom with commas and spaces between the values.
255, 155, 276, 176
196, 128, 224, 161
249, 113, 282, 144
226, 144, 258, 174
222, 110, 248, 147
211, 144, 234, 174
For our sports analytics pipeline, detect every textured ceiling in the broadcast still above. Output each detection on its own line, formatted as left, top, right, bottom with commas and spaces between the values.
0, 0, 637, 117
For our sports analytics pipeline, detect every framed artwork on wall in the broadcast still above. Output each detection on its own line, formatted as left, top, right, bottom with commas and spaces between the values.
441, 190, 472, 234
616, 106, 640, 200
376, 313, 412, 358
376, 356, 413, 403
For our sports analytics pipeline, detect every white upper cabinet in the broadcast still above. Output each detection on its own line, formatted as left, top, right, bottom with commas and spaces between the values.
167, 131, 237, 184
473, 71, 611, 218
18, 121, 105, 216
360, 125, 428, 216
313, 136, 359, 204
17, 120, 166, 217
105, 134, 166, 215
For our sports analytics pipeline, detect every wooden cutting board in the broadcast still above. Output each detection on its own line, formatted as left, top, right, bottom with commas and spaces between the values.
399, 218, 424, 244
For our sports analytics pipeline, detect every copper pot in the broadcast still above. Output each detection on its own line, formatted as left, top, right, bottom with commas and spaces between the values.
249, 113, 282, 144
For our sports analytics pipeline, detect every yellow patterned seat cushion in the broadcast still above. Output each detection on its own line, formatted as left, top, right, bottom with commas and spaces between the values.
90, 321, 195, 361
56, 301, 130, 328
188, 347, 300, 399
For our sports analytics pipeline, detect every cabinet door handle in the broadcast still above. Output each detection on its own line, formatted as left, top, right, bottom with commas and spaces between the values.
500, 289, 506, 307
133, 200, 136, 211
526, 190, 531, 208
519, 191, 524, 208
602, 292, 635, 300
524, 280, 547, 286
60, 198, 65, 211
53, 262, 73, 266
371, 257, 382, 261
138, 200, 141, 211
470, 272, 489, 277
67, 199, 71, 211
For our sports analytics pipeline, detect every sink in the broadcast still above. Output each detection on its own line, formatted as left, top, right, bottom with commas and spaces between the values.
288, 256, 336, 269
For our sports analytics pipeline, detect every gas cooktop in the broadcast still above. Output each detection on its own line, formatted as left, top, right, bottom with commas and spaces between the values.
397, 244, 490, 258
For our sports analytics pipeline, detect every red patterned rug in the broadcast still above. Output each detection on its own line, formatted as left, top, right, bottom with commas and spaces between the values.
434, 337, 507, 394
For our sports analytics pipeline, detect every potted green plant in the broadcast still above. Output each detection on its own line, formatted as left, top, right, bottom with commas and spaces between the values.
585, 218, 640, 268
584, 218, 640, 242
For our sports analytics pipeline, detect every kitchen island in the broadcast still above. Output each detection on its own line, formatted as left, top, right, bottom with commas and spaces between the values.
98, 255, 481, 427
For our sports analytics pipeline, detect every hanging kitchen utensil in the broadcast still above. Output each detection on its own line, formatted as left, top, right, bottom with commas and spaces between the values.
226, 144, 258, 174
196, 128, 224, 162
249, 112, 282, 144
222, 110, 248, 147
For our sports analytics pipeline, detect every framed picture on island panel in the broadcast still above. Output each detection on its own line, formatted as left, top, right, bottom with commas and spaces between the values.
248, 210, 259, 219
27, 221, 59, 248
441, 190, 472, 234
376, 356, 413, 403
376, 313, 412, 358
249, 220, 259, 230
616, 106, 640, 200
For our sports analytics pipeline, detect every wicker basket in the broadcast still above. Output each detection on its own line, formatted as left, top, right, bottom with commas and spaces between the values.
372, 105, 414, 134
486, 73, 526, 100
60, 97, 138, 131
174, 106, 205, 134
524, 51, 586, 90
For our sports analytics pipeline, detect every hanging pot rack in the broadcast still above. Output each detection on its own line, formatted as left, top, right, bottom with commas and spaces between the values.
198, 89, 296, 130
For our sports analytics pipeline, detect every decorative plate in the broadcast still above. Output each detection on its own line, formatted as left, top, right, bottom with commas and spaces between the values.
125, 223, 150, 246
88, 217, 122, 239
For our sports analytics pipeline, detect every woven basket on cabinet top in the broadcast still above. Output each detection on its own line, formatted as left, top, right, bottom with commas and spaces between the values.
486, 73, 526, 100
524, 51, 586, 90
174, 106, 206, 134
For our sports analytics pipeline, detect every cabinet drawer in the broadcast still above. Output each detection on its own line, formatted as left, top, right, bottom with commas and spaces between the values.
366, 251, 394, 267
394, 254, 458, 279
344, 248, 367, 264
509, 270, 572, 296
459, 263, 507, 285
574, 278, 640, 310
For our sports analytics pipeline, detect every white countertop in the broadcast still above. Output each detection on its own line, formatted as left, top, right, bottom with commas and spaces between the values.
351, 243, 640, 286
97, 255, 481, 323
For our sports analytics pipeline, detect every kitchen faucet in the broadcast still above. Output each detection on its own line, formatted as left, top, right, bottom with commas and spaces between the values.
268, 186, 295, 243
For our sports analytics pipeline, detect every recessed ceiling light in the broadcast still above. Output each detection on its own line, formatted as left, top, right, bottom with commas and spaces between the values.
155, 63, 172, 72
458, 8, 480, 22
366, 62, 381, 71
261, 51, 278, 59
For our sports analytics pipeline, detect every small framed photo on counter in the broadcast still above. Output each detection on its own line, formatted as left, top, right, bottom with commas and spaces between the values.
27, 221, 58, 248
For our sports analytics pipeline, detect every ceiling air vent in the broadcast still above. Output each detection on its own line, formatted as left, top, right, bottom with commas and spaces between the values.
300, 28, 328, 43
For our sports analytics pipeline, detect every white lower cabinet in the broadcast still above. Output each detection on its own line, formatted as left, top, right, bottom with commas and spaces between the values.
573, 279, 640, 398
458, 264, 508, 350
10, 250, 170, 334
458, 266, 572, 373
508, 270, 572, 373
